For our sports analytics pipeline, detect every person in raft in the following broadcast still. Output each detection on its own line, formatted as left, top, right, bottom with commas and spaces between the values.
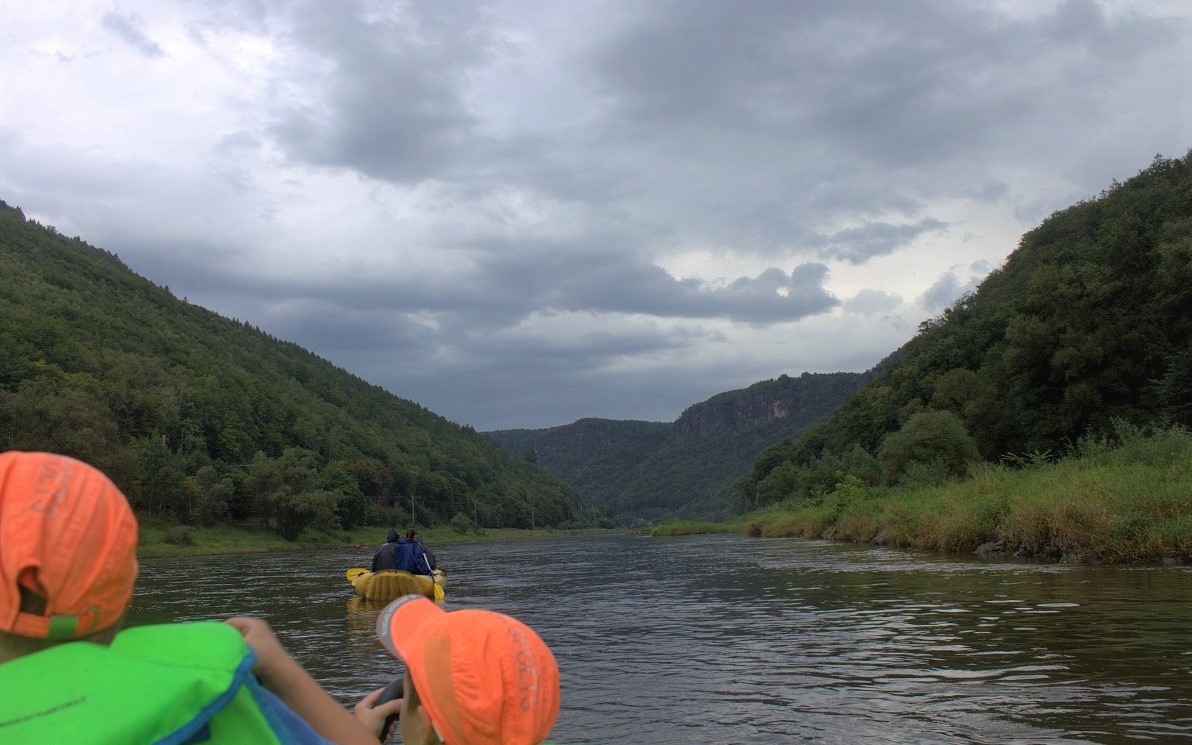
406, 529, 436, 574
373, 529, 430, 575
352, 594, 560, 745
0, 450, 379, 745
372, 528, 402, 571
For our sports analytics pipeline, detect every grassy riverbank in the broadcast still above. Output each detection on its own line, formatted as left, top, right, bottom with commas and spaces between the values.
656, 424, 1192, 564
138, 521, 606, 559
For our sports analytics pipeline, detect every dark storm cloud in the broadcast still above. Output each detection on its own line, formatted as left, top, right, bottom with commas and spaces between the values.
250, 0, 1184, 268
259, 2, 641, 209
586, 0, 1176, 162
101, 9, 164, 57
426, 364, 750, 432
470, 237, 839, 324
267, 2, 499, 183
342, 324, 770, 431
119, 228, 839, 332
171, 275, 741, 429
390, 357, 728, 431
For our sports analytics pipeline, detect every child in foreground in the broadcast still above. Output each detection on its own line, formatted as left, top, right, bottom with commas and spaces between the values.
0, 450, 378, 744
353, 594, 561, 745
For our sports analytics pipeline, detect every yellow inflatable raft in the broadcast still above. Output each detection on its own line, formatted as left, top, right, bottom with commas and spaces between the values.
346, 567, 447, 603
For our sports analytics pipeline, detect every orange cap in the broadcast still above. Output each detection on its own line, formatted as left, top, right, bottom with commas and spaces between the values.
377, 595, 560, 745
0, 452, 138, 639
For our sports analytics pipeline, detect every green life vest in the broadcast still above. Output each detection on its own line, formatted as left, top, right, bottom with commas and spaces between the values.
0, 621, 292, 744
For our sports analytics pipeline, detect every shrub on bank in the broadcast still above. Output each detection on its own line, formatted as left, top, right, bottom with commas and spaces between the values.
163, 526, 196, 546
651, 520, 730, 536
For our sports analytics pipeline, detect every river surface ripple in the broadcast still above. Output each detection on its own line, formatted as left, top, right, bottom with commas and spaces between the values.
128, 533, 1192, 744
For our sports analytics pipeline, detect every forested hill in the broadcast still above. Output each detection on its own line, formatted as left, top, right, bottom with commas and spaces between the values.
486, 371, 864, 523
739, 152, 1192, 510
0, 200, 593, 539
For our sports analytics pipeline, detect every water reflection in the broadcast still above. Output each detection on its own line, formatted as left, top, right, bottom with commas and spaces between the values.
344, 596, 387, 632
128, 534, 1192, 744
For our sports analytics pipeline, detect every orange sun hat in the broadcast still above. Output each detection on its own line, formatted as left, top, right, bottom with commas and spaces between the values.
0, 451, 139, 639
376, 594, 560, 745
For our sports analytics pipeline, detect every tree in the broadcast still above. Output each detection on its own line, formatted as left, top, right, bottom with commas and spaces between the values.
322, 461, 369, 529
138, 434, 186, 518
248, 448, 338, 540
877, 410, 980, 486
272, 490, 339, 541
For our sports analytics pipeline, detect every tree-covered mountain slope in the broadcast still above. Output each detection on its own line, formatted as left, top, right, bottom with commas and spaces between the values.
487, 372, 864, 523
0, 200, 593, 538
739, 152, 1192, 509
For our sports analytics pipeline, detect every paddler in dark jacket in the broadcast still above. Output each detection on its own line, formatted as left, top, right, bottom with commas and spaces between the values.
371, 529, 401, 571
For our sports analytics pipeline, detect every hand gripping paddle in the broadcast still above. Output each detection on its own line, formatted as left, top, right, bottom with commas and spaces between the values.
375, 675, 404, 742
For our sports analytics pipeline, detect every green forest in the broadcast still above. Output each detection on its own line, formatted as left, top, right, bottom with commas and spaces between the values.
0, 200, 598, 540
737, 153, 1192, 514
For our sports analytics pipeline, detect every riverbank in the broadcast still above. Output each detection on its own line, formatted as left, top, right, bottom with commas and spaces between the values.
138, 521, 609, 559
656, 424, 1192, 564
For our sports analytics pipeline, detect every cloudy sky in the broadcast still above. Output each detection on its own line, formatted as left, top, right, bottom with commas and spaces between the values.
2, 1, 1189, 430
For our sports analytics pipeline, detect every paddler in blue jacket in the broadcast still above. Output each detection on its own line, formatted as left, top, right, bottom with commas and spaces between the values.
394, 530, 432, 575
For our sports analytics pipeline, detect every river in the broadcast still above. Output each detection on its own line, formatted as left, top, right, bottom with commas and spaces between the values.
126, 533, 1192, 744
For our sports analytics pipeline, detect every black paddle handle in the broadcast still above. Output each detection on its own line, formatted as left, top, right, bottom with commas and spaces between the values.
375, 676, 404, 742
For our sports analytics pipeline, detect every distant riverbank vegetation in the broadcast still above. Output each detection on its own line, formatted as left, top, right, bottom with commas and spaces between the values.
657, 422, 1192, 564
137, 519, 609, 559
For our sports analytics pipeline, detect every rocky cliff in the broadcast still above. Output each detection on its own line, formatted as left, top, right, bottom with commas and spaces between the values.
674, 373, 860, 439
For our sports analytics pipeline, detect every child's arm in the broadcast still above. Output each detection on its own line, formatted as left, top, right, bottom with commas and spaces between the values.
226, 616, 380, 745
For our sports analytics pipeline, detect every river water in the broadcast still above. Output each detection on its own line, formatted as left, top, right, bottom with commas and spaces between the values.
125, 533, 1192, 744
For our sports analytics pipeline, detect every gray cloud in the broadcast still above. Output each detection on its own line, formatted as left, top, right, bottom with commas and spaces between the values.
844, 289, 902, 316
919, 260, 991, 312
585, 0, 1183, 177
122, 230, 839, 330
815, 218, 948, 265
340, 325, 797, 431
215, 130, 261, 153
477, 243, 839, 323
919, 271, 964, 313
101, 9, 164, 57
266, 2, 499, 183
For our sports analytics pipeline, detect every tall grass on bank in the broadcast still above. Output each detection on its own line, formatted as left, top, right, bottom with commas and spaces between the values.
751, 424, 1192, 563
651, 520, 737, 537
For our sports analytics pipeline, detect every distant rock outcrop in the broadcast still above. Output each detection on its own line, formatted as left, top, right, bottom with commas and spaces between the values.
674, 374, 855, 439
